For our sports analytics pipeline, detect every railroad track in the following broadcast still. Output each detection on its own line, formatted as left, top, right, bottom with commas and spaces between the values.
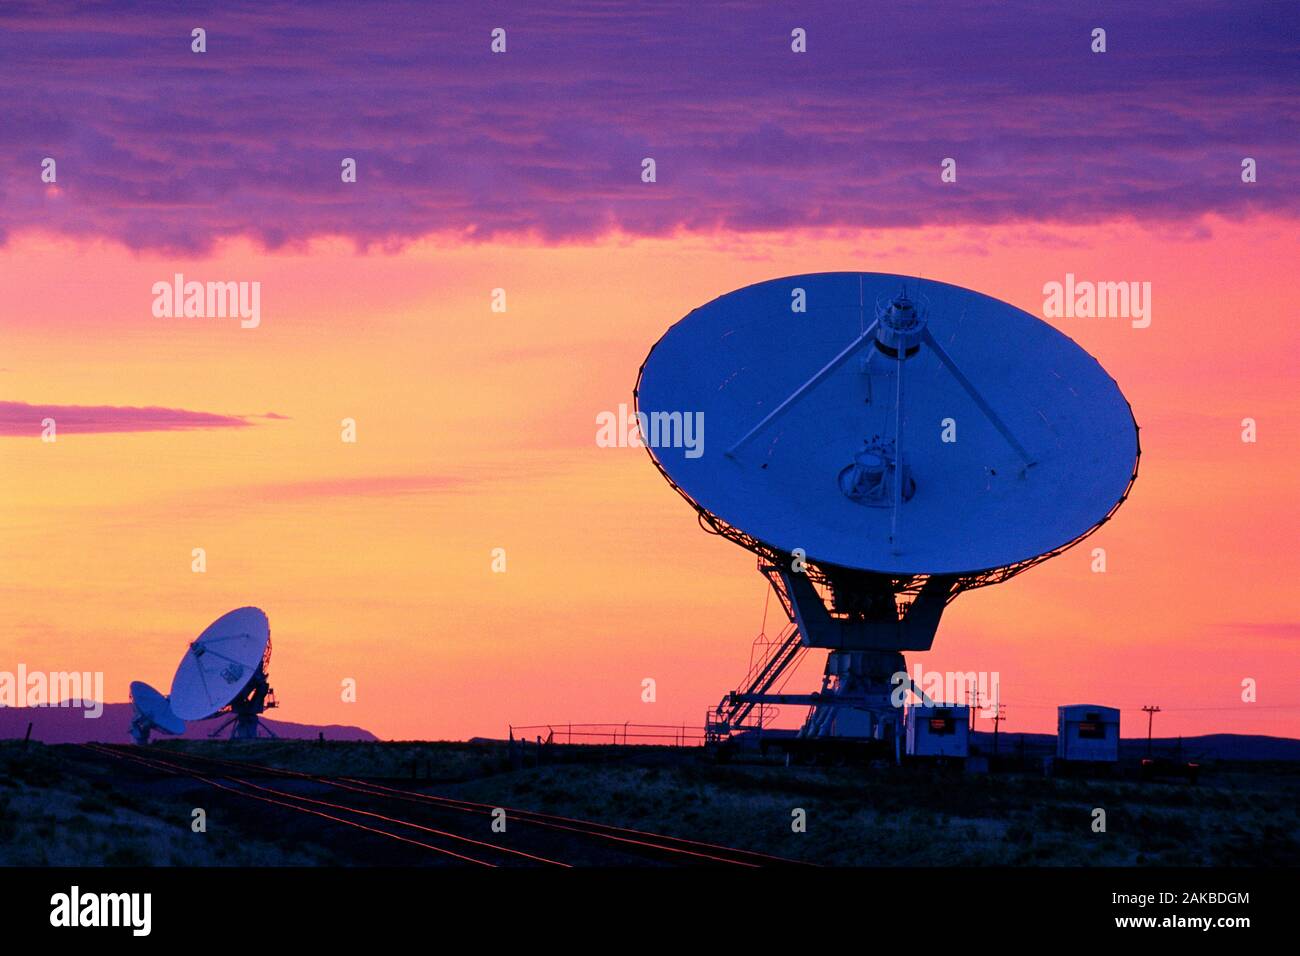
79, 743, 811, 868
80, 743, 558, 866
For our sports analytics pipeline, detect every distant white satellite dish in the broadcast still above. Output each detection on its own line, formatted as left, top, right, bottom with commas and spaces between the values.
129, 680, 185, 745
168, 607, 276, 739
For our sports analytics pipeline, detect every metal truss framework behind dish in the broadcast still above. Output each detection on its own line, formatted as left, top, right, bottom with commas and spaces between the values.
633, 363, 1140, 615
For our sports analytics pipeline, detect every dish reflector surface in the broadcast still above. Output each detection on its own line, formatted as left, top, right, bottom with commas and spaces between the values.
169, 607, 271, 720
635, 273, 1138, 575
129, 680, 186, 735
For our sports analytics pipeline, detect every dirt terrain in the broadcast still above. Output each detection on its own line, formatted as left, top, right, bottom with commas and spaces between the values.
2, 740, 1296, 866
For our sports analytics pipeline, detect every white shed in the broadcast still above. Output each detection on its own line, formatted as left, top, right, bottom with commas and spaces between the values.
906, 704, 970, 758
1056, 704, 1120, 762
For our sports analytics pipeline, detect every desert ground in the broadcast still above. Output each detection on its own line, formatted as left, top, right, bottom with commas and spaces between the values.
2, 739, 1296, 867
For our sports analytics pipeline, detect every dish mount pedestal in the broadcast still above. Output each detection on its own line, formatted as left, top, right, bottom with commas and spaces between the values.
713, 557, 956, 745
207, 672, 278, 739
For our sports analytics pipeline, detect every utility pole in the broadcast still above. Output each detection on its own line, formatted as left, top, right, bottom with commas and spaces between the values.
969, 689, 983, 733
992, 704, 1006, 755
1142, 705, 1161, 757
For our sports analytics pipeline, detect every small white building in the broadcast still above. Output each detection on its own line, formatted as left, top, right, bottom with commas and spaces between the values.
906, 704, 970, 758
1057, 704, 1120, 762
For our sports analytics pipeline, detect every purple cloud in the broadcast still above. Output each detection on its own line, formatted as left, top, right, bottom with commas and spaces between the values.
0, 0, 1294, 252
0, 400, 252, 435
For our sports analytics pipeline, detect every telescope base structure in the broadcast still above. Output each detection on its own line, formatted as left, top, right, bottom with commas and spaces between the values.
802, 649, 908, 741
130, 716, 190, 745
208, 711, 278, 740
207, 673, 278, 740
708, 558, 958, 752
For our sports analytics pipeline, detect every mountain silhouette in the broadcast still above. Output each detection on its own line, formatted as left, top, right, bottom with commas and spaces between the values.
0, 702, 378, 744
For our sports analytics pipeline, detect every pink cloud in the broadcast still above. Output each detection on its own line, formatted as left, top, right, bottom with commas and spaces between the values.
0, 400, 252, 436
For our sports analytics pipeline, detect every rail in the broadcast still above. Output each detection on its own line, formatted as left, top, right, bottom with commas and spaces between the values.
508, 722, 706, 746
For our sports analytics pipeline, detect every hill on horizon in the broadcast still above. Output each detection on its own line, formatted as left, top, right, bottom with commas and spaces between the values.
970, 730, 1300, 761
0, 702, 378, 744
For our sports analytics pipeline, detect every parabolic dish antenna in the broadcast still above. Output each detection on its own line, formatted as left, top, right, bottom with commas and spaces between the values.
636, 272, 1137, 576
635, 273, 1139, 748
169, 607, 272, 723
129, 680, 185, 744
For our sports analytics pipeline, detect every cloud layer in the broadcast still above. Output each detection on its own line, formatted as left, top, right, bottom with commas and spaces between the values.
0, 400, 250, 435
0, 0, 1294, 252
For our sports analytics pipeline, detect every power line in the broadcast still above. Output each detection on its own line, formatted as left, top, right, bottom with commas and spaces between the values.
991, 701, 1300, 712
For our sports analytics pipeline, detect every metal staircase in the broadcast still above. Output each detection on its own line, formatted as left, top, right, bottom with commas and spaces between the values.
706, 564, 807, 743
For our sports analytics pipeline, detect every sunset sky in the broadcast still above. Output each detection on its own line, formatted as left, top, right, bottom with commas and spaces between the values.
1, 1, 1296, 741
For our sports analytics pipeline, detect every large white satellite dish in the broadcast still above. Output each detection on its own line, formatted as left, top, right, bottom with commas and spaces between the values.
637, 272, 1137, 575
635, 273, 1139, 749
128, 680, 185, 744
168, 607, 276, 738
